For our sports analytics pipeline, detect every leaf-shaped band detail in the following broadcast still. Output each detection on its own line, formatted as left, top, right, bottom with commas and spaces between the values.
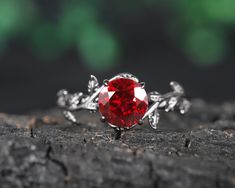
144, 81, 190, 129
88, 75, 99, 94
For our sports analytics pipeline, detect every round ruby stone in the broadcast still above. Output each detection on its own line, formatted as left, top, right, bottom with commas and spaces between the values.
98, 77, 148, 128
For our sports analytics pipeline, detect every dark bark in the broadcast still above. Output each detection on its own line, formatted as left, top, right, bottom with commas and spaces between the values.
0, 99, 235, 188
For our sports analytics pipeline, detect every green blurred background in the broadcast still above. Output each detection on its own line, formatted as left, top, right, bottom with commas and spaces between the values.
0, 0, 235, 112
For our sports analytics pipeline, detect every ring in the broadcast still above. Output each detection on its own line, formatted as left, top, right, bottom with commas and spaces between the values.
57, 73, 191, 130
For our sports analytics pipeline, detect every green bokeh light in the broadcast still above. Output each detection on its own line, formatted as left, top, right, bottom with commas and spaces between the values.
0, 0, 234, 68
0, 1, 18, 34
59, 3, 97, 46
0, 0, 36, 56
169, 0, 235, 66
0, 0, 36, 37
31, 24, 65, 60
203, 0, 235, 24
78, 25, 119, 71
59, 2, 119, 70
183, 28, 227, 66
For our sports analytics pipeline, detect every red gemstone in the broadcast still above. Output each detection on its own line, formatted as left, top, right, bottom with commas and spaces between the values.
98, 77, 148, 128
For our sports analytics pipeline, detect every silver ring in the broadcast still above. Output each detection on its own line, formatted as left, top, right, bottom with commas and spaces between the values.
57, 73, 191, 130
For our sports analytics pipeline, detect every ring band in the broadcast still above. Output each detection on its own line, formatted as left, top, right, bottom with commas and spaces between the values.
57, 73, 191, 130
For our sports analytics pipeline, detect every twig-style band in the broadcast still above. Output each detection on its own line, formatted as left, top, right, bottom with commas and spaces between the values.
57, 73, 190, 130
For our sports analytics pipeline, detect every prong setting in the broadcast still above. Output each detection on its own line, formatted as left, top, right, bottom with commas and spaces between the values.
110, 73, 139, 83
140, 82, 145, 88
100, 116, 106, 122
103, 79, 109, 86
138, 119, 144, 125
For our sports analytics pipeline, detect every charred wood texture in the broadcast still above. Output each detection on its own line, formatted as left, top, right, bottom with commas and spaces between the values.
0, 99, 235, 188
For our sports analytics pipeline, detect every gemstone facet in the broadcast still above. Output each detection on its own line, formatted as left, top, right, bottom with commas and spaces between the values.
98, 77, 148, 128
